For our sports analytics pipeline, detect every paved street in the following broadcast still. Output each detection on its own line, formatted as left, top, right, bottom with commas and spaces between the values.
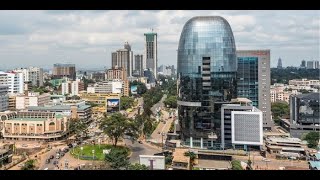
150, 110, 174, 144
124, 138, 161, 163
151, 94, 167, 115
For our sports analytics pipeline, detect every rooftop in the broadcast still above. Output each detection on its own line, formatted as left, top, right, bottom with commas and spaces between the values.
295, 93, 320, 100
309, 161, 320, 169
172, 148, 190, 163
267, 137, 302, 144
28, 105, 91, 111
315, 153, 320, 160
8, 118, 47, 121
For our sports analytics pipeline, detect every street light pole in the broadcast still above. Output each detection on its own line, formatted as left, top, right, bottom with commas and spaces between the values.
92, 149, 95, 169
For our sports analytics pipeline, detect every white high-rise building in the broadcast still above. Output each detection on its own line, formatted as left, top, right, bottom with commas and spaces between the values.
0, 85, 9, 112
144, 32, 158, 79
61, 79, 84, 96
13, 67, 44, 87
0, 71, 24, 95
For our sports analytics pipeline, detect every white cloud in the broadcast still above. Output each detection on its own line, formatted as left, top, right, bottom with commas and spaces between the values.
0, 10, 318, 69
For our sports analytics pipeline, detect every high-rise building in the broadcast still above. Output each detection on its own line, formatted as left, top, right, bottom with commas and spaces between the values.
237, 50, 272, 130
13, 67, 44, 87
289, 93, 320, 138
0, 71, 24, 95
306, 61, 314, 69
111, 42, 133, 77
177, 16, 237, 148
0, 85, 9, 112
53, 64, 76, 80
300, 60, 306, 69
134, 54, 143, 77
144, 32, 158, 79
277, 57, 282, 69
314, 61, 319, 69
61, 79, 84, 96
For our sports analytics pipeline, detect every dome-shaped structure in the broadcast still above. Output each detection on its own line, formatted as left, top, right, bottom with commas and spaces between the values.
178, 16, 236, 74
176, 16, 237, 149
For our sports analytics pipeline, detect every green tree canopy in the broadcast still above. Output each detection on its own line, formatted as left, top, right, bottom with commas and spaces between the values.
163, 95, 177, 108
69, 119, 88, 137
304, 131, 320, 148
271, 102, 290, 121
21, 159, 36, 170
105, 148, 130, 170
120, 97, 134, 110
127, 163, 149, 170
231, 160, 243, 170
100, 113, 139, 146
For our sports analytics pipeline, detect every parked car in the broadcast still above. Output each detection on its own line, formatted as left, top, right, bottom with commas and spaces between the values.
49, 155, 54, 159
21, 144, 28, 147
53, 160, 58, 165
17, 163, 24, 167
45, 159, 51, 164
68, 144, 73, 148
60, 152, 65, 157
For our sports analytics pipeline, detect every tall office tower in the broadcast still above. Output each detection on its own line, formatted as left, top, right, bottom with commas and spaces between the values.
290, 93, 320, 138
111, 42, 133, 77
0, 71, 24, 95
300, 60, 306, 68
277, 57, 282, 69
0, 85, 9, 112
177, 16, 237, 148
237, 50, 272, 130
306, 61, 314, 69
52, 64, 76, 80
314, 61, 319, 69
134, 55, 143, 77
144, 32, 158, 79
13, 67, 44, 87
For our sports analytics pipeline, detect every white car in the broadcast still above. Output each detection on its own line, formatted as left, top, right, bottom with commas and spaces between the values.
17, 163, 24, 167
262, 158, 271, 162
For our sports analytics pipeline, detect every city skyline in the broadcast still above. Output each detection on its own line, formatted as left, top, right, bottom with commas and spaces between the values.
0, 10, 318, 70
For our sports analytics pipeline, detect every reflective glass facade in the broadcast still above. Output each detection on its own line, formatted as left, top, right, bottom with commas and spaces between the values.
177, 16, 237, 148
237, 57, 259, 107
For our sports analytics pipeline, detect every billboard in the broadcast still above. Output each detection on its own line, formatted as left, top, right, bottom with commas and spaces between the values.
131, 85, 138, 95
107, 99, 120, 113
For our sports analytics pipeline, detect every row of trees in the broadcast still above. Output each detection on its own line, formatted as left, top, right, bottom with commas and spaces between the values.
271, 68, 320, 84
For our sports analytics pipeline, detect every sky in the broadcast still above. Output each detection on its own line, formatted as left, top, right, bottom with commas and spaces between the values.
0, 10, 319, 70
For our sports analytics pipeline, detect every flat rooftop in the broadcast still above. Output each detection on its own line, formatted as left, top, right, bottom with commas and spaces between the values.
8, 118, 47, 121
195, 159, 231, 169
309, 161, 320, 169
172, 149, 190, 163
267, 137, 302, 144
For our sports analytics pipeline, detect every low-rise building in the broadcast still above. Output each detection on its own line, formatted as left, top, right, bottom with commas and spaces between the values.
265, 137, 306, 157
171, 148, 191, 170
139, 155, 165, 170
15, 92, 50, 110
27, 100, 91, 120
0, 142, 13, 166
0, 111, 70, 141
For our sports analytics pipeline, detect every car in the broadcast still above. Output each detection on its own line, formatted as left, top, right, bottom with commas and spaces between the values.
63, 148, 69, 153
262, 158, 271, 162
68, 144, 73, 148
21, 144, 28, 147
60, 152, 65, 157
17, 163, 24, 167
53, 161, 58, 165
45, 159, 51, 164
49, 155, 54, 159
138, 140, 143, 144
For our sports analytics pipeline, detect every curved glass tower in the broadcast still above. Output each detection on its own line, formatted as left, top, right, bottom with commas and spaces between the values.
177, 16, 237, 148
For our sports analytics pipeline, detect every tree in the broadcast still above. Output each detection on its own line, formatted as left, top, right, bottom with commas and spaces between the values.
69, 119, 88, 138
21, 159, 36, 170
127, 163, 149, 170
271, 102, 290, 121
163, 95, 177, 108
184, 151, 196, 169
231, 160, 243, 170
304, 131, 320, 148
100, 113, 139, 147
165, 155, 173, 165
120, 97, 134, 110
105, 148, 130, 170
246, 160, 253, 170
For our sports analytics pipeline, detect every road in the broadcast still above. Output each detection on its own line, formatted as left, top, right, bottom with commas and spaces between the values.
150, 110, 174, 144
151, 94, 167, 115
124, 138, 161, 163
